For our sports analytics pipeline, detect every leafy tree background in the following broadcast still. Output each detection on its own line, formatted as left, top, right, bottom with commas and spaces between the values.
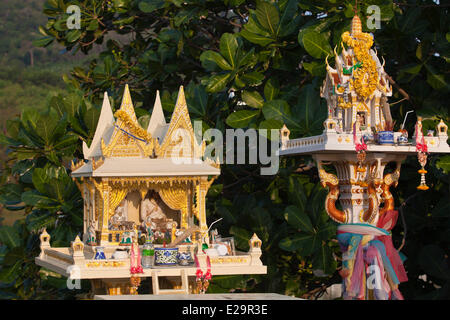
0, 0, 449, 299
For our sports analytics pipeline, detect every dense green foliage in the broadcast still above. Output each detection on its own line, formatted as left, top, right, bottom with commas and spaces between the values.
0, 0, 449, 299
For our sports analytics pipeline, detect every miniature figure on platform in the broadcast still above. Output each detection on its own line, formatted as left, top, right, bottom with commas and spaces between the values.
109, 199, 127, 231
86, 223, 97, 246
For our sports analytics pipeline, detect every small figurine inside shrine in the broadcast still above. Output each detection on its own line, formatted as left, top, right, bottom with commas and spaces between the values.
35, 85, 266, 296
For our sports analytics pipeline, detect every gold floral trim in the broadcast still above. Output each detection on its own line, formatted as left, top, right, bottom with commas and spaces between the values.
114, 110, 152, 142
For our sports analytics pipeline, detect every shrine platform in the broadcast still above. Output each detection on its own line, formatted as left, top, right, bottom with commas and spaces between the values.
94, 293, 301, 300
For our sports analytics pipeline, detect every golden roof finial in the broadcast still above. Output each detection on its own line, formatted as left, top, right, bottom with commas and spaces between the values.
351, 15, 362, 35
118, 84, 138, 123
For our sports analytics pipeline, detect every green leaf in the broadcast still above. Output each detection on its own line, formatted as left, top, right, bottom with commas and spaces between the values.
25, 211, 57, 232
276, 0, 298, 37
240, 31, 274, 47
284, 205, 314, 233
242, 91, 264, 109
262, 99, 290, 122
303, 61, 326, 77
22, 191, 56, 208
240, 17, 274, 46
205, 73, 231, 93
0, 245, 7, 265
0, 261, 21, 283
264, 78, 279, 101
400, 63, 423, 75
426, 72, 447, 90
138, 0, 166, 13
219, 33, 238, 69
225, 110, 259, 128
0, 226, 22, 248
83, 107, 100, 134
293, 84, 327, 135
279, 232, 320, 255
435, 155, 450, 174
229, 226, 252, 251
33, 37, 53, 47
259, 119, 283, 140
0, 184, 24, 205
3, 247, 25, 266
287, 176, 307, 211
200, 51, 233, 71
239, 72, 265, 86
316, 222, 337, 241
66, 29, 82, 43
256, 0, 280, 35
312, 244, 336, 276
299, 30, 331, 59
87, 19, 99, 31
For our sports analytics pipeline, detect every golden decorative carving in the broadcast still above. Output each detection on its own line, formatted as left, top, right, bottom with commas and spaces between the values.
100, 85, 160, 158
92, 157, 104, 171
317, 163, 347, 223
108, 187, 128, 220
379, 162, 401, 217
71, 160, 85, 172
159, 185, 188, 226
210, 257, 249, 264
157, 86, 197, 158
86, 261, 126, 268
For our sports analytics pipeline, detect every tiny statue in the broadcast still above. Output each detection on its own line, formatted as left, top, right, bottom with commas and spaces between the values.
86, 223, 96, 246
414, 117, 429, 190
210, 229, 219, 244
353, 114, 368, 183
109, 200, 127, 230
120, 231, 133, 246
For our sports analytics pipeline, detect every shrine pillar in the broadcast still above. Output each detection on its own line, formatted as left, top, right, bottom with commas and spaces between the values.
313, 153, 405, 225
197, 177, 211, 244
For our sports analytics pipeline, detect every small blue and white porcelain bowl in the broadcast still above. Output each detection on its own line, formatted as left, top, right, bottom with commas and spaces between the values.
177, 252, 192, 266
378, 131, 394, 145
154, 247, 178, 265
397, 135, 408, 145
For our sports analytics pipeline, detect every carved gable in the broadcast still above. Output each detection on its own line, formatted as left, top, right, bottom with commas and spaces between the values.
101, 85, 159, 158
158, 86, 202, 159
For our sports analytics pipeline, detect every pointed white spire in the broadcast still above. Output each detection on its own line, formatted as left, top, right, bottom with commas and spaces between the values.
82, 92, 115, 159
147, 90, 166, 136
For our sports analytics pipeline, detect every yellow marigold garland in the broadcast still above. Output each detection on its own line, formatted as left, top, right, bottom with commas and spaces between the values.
341, 31, 378, 100
114, 110, 152, 142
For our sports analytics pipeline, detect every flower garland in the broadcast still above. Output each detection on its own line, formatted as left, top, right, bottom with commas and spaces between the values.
114, 110, 152, 142
341, 31, 378, 100
194, 254, 212, 294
